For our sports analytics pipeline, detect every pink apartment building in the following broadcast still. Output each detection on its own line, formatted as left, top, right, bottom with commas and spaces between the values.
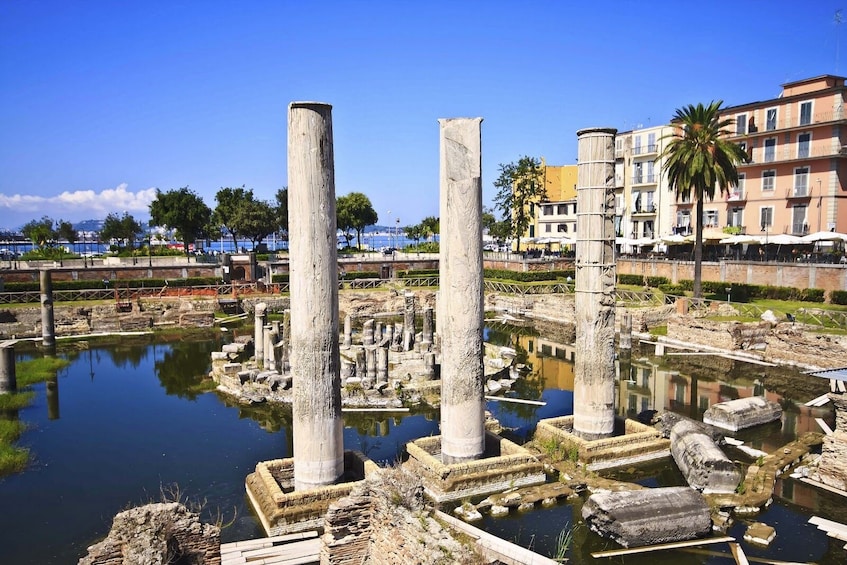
712, 75, 847, 238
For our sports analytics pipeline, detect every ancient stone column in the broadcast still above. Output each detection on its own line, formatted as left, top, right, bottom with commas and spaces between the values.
374, 322, 382, 343
340, 361, 355, 386
365, 347, 377, 388
403, 292, 416, 351
355, 349, 366, 382
265, 326, 278, 372
40, 270, 56, 348
573, 127, 617, 440
376, 346, 389, 385
221, 253, 232, 284
423, 351, 436, 380
254, 303, 267, 368
362, 319, 375, 347
281, 309, 291, 371
0, 341, 16, 394
385, 324, 395, 350
342, 314, 352, 350
421, 306, 434, 348
438, 117, 485, 463
288, 101, 343, 490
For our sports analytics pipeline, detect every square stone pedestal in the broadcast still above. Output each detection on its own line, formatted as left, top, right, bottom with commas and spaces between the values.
245, 450, 378, 536
534, 416, 670, 471
404, 432, 546, 503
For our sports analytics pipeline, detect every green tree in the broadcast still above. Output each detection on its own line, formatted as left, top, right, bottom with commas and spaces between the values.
493, 156, 546, 252
213, 186, 253, 249
56, 220, 77, 247
149, 187, 212, 258
101, 212, 142, 252
230, 198, 277, 250
404, 223, 424, 247
420, 216, 439, 242
21, 216, 56, 248
336, 192, 378, 249
658, 101, 749, 298
275, 187, 289, 239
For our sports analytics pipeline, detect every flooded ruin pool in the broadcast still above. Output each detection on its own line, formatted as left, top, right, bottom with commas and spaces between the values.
0, 326, 843, 564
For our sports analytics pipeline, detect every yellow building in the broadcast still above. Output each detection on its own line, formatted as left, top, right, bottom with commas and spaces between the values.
514, 160, 578, 250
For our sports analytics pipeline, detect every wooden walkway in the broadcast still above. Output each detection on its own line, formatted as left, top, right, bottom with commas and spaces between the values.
221, 531, 320, 565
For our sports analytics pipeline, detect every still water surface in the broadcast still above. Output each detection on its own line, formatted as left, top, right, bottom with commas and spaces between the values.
0, 328, 844, 564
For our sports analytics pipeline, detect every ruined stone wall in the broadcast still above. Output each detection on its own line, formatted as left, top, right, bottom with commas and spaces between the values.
78, 502, 220, 565
321, 469, 478, 565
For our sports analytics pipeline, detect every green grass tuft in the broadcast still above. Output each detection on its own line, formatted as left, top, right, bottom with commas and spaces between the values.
15, 357, 70, 387
0, 443, 29, 475
0, 419, 26, 444
0, 391, 35, 411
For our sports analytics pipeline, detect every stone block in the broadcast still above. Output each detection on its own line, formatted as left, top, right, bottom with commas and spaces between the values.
743, 522, 776, 546
703, 396, 782, 431
582, 487, 711, 548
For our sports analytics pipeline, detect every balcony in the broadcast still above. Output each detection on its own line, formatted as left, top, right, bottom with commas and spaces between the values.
790, 223, 810, 236
631, 173, 657, 185
786, 186, 810, 199
742, 144, 847, 166
727, 110, 847, 139
632, 143, 659, 156
725, 188, 746, 202
631, 204, 657, 216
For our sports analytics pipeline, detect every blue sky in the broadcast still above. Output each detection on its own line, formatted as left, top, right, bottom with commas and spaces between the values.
0, 0, 844, 229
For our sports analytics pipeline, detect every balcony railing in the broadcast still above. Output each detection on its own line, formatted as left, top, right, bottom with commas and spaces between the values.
726, 189, 746, 202
729, 110, 846, 137
631, 204, 657, 215
632, 144, 659, 156
632, 173, 657, 185
743, 144, 847, 165
786, 186, 810, 198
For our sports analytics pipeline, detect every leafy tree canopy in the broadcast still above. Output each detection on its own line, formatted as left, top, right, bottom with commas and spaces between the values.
336, 192, 378, 249
149, 187, 212, 256
101, 212, 142, 250
230, 198, 277, 248
275, 187, 289, 237
659, 100, 749, 298
21, 216, 57, 247
56, 220, 77, 244
492, 156, 546, 252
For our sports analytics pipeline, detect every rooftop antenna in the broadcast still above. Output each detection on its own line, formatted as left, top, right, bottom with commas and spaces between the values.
837, 9, 843, 73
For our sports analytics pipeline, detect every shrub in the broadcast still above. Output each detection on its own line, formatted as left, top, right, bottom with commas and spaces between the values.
831, 290, 847, 305
483, 269, 574, 282
658, 283, 686, 295
342, 270, 380, 280
799, 288, 825, 303
398, 269, 439, 278
618, 274, 643, 286
645, 276, 669, 287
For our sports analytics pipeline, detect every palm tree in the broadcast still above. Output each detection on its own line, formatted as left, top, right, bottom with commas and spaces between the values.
659, 101, 749, 298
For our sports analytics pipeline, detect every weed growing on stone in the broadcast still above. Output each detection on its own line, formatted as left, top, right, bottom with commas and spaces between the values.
0, 443, 28, 475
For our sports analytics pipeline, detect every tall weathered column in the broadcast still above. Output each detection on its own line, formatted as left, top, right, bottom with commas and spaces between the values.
288, 101, 343, 490
0, 341, 16, 394
254, 303, 267, 367
421, 306, 434, 348
573, 127, 617, 440
342, 314, 353, 350
438, 117, 485, 464
40, 270, 56, 348
403, 292, 416, 351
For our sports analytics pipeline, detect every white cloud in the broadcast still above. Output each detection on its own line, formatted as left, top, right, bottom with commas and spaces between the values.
0, 184, 158, 227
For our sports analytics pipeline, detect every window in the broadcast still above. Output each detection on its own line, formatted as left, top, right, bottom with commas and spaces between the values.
728, 207, 743, 227
529, 225, 535, 237
730, 173, 745, 200
799, 101, 812, 126
646, 161, 655, 183
557, 204, 566, 215
676, 210, 691, 232
792, 205, 808, 234
543, 205, 553, 215
544, 223, 551, 232
558, 224, 568, 233
645, 190, 655, 211
794, 166, 809, 196
762, 170, 775, 191
798, 132, 811, 159
766, 108, 777, 131
632, 190, 641, 213
644, 220, 654, 238
736, 114, 747, 135
704, 209, 718, 227
634, 136, 642, 155
633, 162, 643, 184
647, 132, 656, 152
760, 207, 773, 230
738, 141, 748, 158
764, 138, 776, 162
615, 138, 623, 152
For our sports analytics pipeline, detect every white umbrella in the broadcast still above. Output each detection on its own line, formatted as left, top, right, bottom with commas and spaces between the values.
719, 234, 762, 245
633, 237, 659, 247
765, 233, 804, 245
800, 231, 847, 243
661, 234, 689, 245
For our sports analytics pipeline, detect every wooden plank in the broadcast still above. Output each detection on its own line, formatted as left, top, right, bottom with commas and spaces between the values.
591, 536, 735, 558
241, 539, 321, 560
485, 395, 546, 406
222, 531, 319, 551
805, 393, 830, 407
680, 547, 813, 564
799, 477, 847, 498
728, 542, 750, 565
341, 407, 409, 412
815, 418, 834, 435
809, 515, 847, 536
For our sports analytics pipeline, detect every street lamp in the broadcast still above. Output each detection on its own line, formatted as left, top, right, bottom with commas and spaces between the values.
386, 210, 391, 250
817, 178, 823, 232
148, 234, 152, 267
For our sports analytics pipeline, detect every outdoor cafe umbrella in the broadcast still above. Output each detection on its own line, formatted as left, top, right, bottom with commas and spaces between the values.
719, 234, 762, 245
800, 230, 847, 244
